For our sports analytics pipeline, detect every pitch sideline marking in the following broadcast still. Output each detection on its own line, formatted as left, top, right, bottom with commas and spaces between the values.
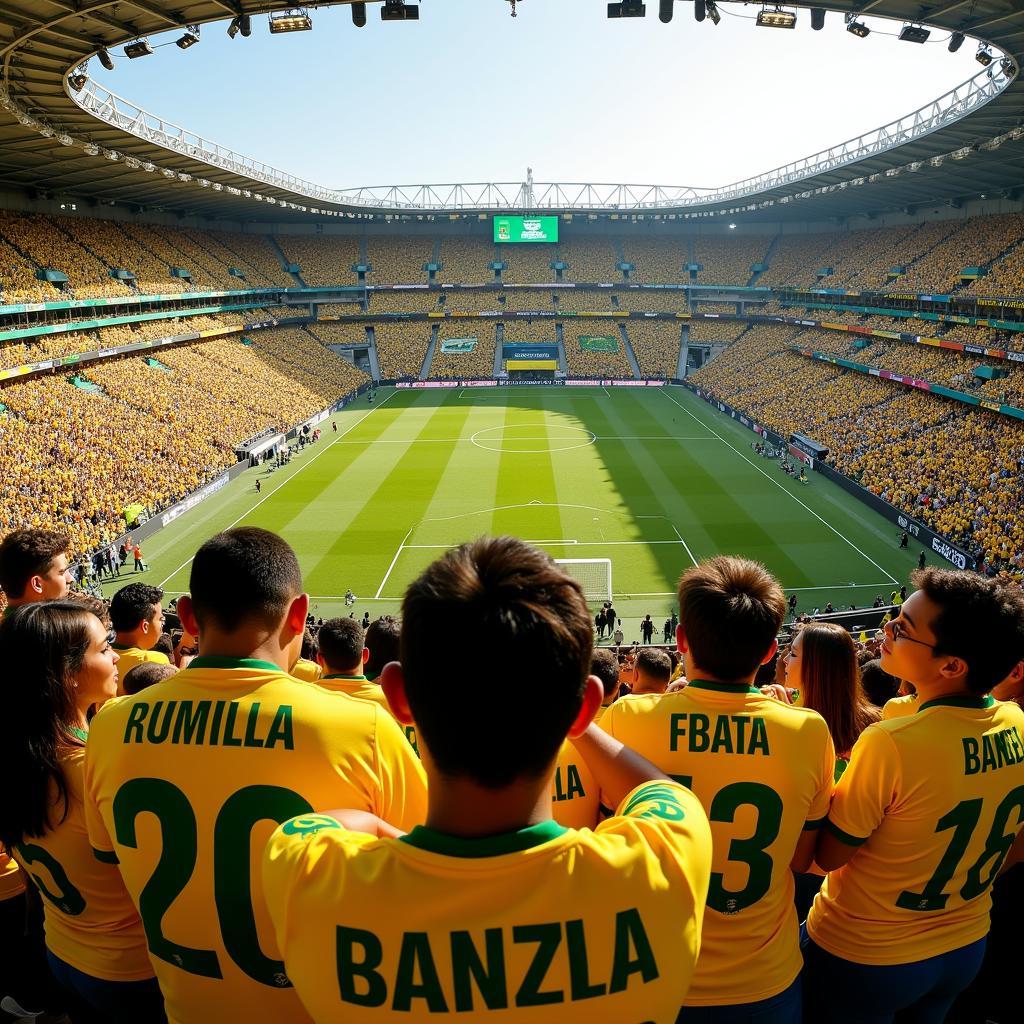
158, 390, 400, 590
671, 523, 700, 567
374, 526, 414, 600
661, 387, 900, 586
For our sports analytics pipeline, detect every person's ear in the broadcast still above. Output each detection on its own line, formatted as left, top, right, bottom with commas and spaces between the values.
177, 595, 200, 638
285, 594, 309, 638
676, 624, 688, 654
566, 675, 604, 738
28, 574, 44, 597
361, 647, 370, 666
380, 662, 414, 724
761, 638, 779, 666
938, 654, 969, 686
316, 651, 325, 669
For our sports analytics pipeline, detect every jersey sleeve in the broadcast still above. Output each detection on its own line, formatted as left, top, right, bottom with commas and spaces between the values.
370, 706, 429, 833
82, 733, 116, 862
596, 781, 712, 904
806, 718, 837, 828
825, 724, 901, 846
262, 815, 374, 951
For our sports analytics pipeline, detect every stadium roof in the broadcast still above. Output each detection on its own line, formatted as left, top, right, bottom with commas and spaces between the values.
1, 1, 1023, 223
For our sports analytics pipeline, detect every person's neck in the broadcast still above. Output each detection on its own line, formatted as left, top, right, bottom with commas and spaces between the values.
424, 771, 553, 839
323, 665, 363, 678
194, 633, 291, 671
116, 631, 149, 650
632, 676, 666, 696
687, 660, 759, 689
913, 678, 974, 705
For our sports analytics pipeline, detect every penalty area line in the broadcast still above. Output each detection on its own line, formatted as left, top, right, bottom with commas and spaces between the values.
157, 390, 400, 590
661, 387, 899, 586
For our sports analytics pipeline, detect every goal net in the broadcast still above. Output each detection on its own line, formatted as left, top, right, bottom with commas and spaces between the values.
555, 558, 613, 603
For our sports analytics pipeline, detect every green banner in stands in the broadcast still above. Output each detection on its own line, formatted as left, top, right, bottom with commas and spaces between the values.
579, 335, 619, 353
440, 337, 477, 353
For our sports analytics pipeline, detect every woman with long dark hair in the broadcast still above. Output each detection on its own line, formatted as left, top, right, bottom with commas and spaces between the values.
0, 601, 163, 1023
783, 622, 881, 920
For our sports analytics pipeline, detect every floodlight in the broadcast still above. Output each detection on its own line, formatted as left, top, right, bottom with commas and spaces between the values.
608, 1, 646, 17
82, 143, 99, 156
269, 9, 313, 33
68, 72, 88, 91
57, 134, 74, 146
706, 1, 720, 25
123, 39, 154, 59
694, 0, 705, 21
351, 3, 367, 27
659, 0, 673, 23
97, 48, 114, 70
810, 8, 825, 31
176, 25, 200, 49
899, 24, 930, 44
381, 1, 419, 21
38, 125, 55, 138
757, 8, 797, 30
1001, 58, 1017, 77
976, 47, 994, 67
846, 18, 869, 38
948, 31, 965, 53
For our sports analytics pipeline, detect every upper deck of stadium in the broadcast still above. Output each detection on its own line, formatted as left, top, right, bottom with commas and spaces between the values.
1, 1, 1023, 224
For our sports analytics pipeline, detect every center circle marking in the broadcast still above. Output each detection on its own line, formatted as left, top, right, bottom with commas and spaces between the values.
470, 424, 597, 454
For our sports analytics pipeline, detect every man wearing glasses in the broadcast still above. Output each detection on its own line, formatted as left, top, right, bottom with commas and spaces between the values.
803, 568, 1024, 1023
108, 582, 170, 694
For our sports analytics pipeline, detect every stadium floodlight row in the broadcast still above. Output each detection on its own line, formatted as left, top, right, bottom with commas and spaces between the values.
0, 3, 1022, 224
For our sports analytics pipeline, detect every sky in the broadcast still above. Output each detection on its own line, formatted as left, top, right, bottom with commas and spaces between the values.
100, 2, 985, 191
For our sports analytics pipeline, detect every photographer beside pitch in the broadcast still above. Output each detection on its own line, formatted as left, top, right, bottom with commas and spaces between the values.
262, 537, 713, 1023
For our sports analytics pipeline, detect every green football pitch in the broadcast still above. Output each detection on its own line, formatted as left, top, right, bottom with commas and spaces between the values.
102, 385, 927, 639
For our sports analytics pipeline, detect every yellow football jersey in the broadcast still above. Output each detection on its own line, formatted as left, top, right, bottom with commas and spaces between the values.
84, 656, 428, 1024
0, 850, 25, 901
882, 693, 918, 721
602, 680, 835, 1006
13, 747, 152, 981
262, 780, 712, 1023
317, 675, 419, 756
112, 645, 170, 695
550, 740, 599, 830
317, 674, 387, 707
290, 657, 322, 682
808, 695, 1024, 965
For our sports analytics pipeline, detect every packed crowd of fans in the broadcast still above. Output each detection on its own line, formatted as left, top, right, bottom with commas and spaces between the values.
621, 238, 684, 284
366, 289, 441, 313
560, 236, 618, 282
0, 528, 1019, 1024
691, 323, 1024, 571
552, 288, 614, 312
693, 236, 768, 286
274, 235, 360, 286
562, 325, 635, 377
305, 321, 372, 352
436, 237, 495, 284
371, 322, 431, 379
366, 237, 432, 285
614, 290, 688, 312
499, 244, 557, 284
625, 321, 682, 377
688, 318, 750, 345
429, 325, 496, 379
501, 320, 557, 343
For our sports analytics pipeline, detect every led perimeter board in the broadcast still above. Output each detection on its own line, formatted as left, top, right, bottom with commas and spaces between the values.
494, 216, 559, 243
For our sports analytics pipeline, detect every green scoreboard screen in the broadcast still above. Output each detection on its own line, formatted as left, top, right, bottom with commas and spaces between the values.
493, 216, 559, 244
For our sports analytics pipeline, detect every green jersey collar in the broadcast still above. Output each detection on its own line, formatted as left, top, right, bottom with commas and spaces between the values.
322, 673, 367, 682
687, 678, 761, 695
186, 655, 282, 673
400, 820, 569, 858
917, 694, 996, 713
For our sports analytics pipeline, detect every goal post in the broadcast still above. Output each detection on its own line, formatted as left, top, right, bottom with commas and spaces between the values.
555, 558, 613, 603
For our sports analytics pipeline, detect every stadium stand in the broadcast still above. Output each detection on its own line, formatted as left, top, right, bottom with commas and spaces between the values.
306, 321, 372, 350
693, 237, 768, 286
436, 237, 494, 284
366, 237, 432, 285
499, 244, 556, 284
430, 324, 496, 379
501, 320, 558, 343
275, 234, 360, 286
757, 232, 846, 289
613, 290, 688, 312
562, 324, 635, 377
551, 289, 614, 313
313, 302, 362, 316
621, 239, 685, 284
208, 231, 294, 287
688, 318, 750, 345
498, 289, 554, 312
372, 322, 432, 379
561, 236, 618, 282
366, 290, 441, 313
0, 210, 132, 300
625, 321, 681, 377
0, 329, 100, 370
439, 289, 503, 312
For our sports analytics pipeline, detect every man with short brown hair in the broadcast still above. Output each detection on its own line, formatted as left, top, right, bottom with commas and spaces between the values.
0, 529, 74, 610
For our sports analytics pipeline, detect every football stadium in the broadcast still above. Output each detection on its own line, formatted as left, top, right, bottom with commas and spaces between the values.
0, 2, 1023, 1023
